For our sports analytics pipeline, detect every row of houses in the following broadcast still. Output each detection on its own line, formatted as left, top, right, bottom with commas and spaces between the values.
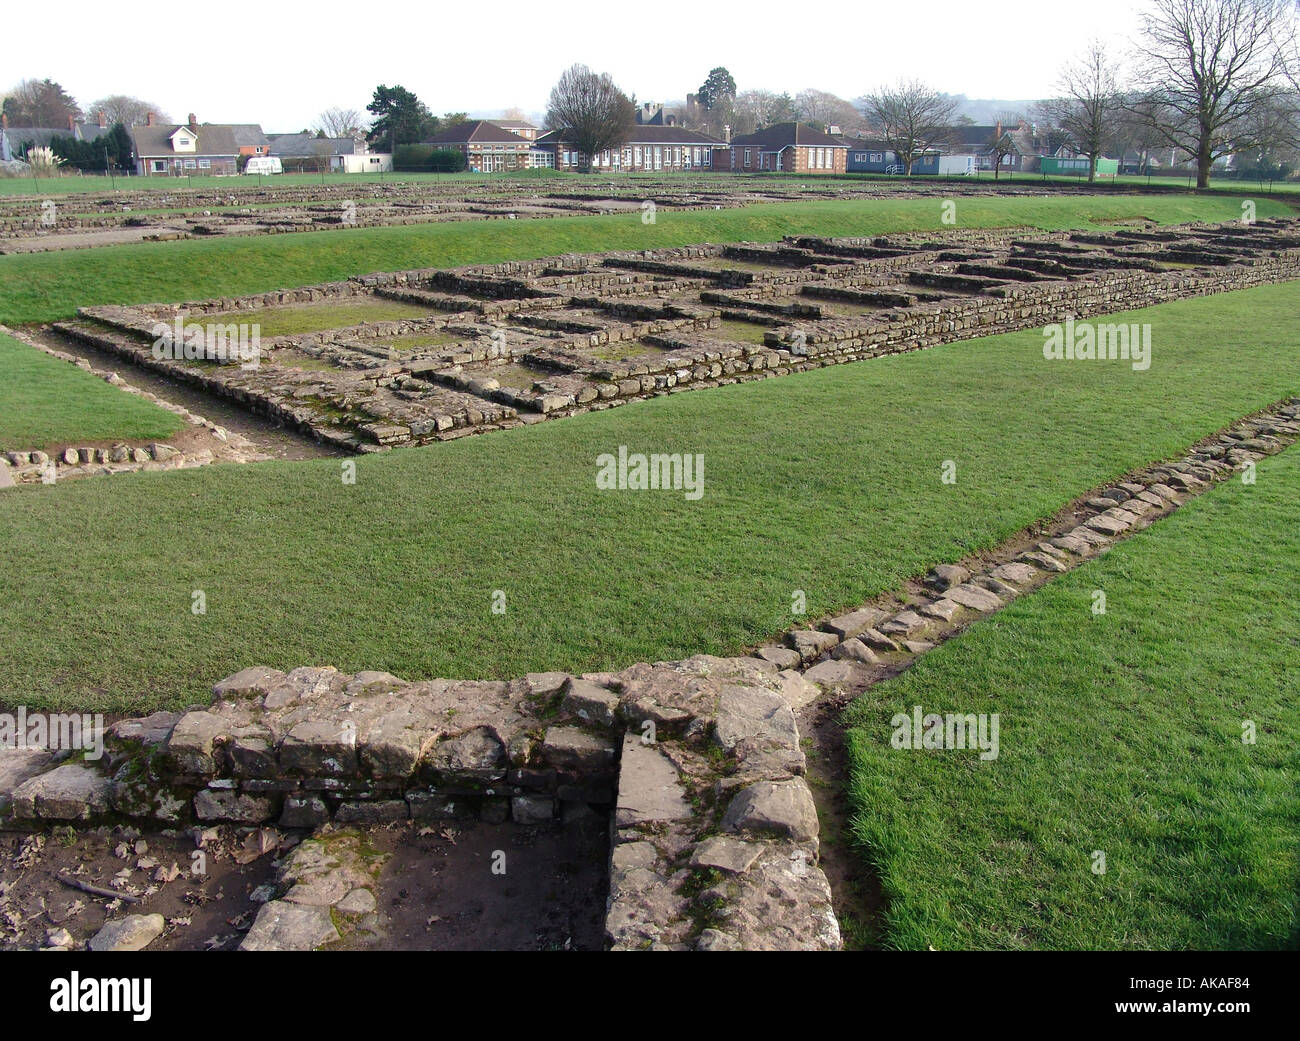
417, 116, 1121, 177
0, 107, 1129, 178
0, 111, 393, 175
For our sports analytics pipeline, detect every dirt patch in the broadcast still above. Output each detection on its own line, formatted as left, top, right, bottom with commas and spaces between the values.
339, 812, 610, 951
0, 823, 279, 951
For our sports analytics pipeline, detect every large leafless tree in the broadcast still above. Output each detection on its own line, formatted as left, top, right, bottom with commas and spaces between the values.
795, 89, 863, 133
858, 80, 959, 174
87, 95, 169, 127
316, 106, 365, 138
732, 90, 798, 135
1128, 0, 1297, 187
544, 64, 635, 172
1041, 41, 1123, 181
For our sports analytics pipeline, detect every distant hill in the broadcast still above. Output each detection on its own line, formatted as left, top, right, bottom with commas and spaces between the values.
946, 97, 1044, 123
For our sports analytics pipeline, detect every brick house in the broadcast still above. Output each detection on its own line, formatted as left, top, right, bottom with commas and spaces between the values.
535, 125, 725, 172
716, 123, 849, 174
493, 118, 539, 142
423, 121, 536, 172
129, 113, 269, 176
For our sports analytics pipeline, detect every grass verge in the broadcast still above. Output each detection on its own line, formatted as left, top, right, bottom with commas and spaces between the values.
844, 442, 1300, 950
0, 331, 182, 452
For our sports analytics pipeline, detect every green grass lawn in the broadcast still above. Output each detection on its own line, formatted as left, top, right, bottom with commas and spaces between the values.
0, 280, 1296, 714
0, 194, 1286, 325
0, 331, 182, 452
844, 442, 1300, 950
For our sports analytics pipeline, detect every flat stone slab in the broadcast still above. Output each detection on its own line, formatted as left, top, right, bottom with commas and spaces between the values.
615, 734, 691, 827
240, 900, 340, 951
918, 598, 959, 622
89, 914, 166, 952
832, 637, 879, 664
1020, 550, 1070, 573
0, 748, 56, 813
784, 629, 839, 662
714, 685, 798, 752
803, 658, 871, 689
540, 726, 617, 770
821, 607, 886, 641
944, 584, 1002, 612
561, 679, 620, 729
773, 670, 820, 711
690, 836, 765, 874
753, 644, 801, 670
722, 779, 819, 842
11, 763, 112, 820
1085, 514, 1128, 536
879, 610, 929, 636
990, 562, 1038, 585
925, 563, 970, 591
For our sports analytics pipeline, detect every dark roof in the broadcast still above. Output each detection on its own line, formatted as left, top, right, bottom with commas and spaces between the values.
494, 119, 537, 130
267, 133, 362, 157
1, 127, 64, 149
534, 126, 725, 147
424, 120, 530, 145
946, 123, 1035, 154
728, 123, 848, 150
129, 122, 263, 158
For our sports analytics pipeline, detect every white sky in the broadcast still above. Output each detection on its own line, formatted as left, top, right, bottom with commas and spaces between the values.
7, 0, 1147, 130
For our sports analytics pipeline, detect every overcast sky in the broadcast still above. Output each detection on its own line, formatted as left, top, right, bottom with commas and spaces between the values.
8, 0, 1148, 130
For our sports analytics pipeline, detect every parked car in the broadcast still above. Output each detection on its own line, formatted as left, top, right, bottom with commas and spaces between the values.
243, 156, 283, 175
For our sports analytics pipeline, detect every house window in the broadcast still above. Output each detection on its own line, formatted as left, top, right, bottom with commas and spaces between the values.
151, 160, 167, 173
869, 152, 882, 163
744, 148, 751, 168
184, 159, 197, 168
197, 159, 211, 169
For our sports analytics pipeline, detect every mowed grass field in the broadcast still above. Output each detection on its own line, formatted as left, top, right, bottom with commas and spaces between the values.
0, 194, 1287, 324
844, 442, 1300, 951
0, 280, 1296, 714
0, 330, 181, 451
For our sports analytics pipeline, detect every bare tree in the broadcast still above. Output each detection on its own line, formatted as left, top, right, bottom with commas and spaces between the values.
791, 89, 853, 131
1128, 0, 1296, 187
1041, 41, 1122, 181
88, 95, 169, 126
733, 90, 798, 135
544, 64, 635, 173
858, 79, 959, 174
316, 106, 365, 138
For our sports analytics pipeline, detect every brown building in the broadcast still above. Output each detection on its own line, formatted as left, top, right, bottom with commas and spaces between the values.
423, 120, 537, 172
129, 113, 269, 176
493, 118, 539, 142
535, 125, 725, 172
716, 123, 848, 174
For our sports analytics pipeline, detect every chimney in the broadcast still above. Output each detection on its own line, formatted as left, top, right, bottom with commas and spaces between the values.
97, 110, 107, 128
188, 112, 197, 131
146, 111, 155, 126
